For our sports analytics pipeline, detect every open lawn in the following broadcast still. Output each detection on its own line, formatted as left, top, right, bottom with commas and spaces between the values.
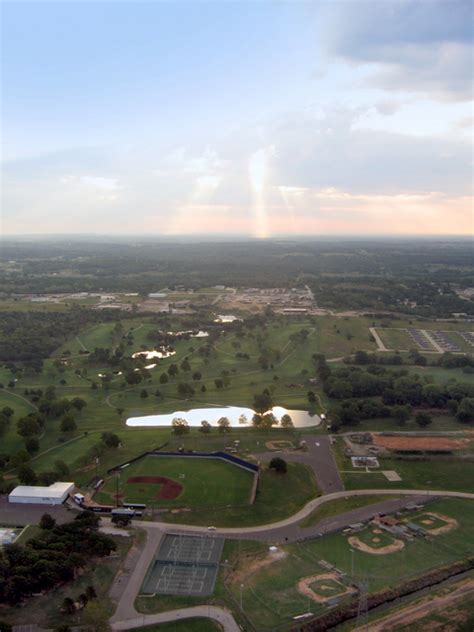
96, 455, 255, 508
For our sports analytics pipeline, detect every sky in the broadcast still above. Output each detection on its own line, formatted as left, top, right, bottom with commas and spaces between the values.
1, 0, 473, 237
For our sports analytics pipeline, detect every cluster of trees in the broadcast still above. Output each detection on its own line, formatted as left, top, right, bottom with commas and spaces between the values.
0, 309, 123, 362
313, 355, 474, 427
0, 512, 115, 605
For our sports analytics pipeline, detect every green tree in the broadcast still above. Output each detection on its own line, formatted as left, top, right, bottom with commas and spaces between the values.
392, 404, 412, 426
199, 420, 212, 433
60, 416, 77, 433
415, 411, 432, 428
101, 432, 120, 448
159, 373, 169, 384
17, 464, 37, 485
24, 437, 40, 455
280, 413, 293, 428
61, 597, 76, 615
217, 417, 231, 433
140, 389, 148, 399
171, 418, 189, 435
456, 397, 474, 423
39, 513, 56, 530
269, 457, 287, 473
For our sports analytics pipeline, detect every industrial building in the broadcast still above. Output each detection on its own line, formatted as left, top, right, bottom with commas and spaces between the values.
8, 482, 75, 505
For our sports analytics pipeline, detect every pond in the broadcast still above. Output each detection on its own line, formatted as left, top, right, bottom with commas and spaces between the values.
126, 405, 320, 428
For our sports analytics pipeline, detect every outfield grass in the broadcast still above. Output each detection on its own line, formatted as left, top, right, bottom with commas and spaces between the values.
161, 462, 319, 527
96, 455, 255, 508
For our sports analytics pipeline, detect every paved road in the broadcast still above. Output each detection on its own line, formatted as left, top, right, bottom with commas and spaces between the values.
303, 434, 344, 494
110, 526, 163, 623
111, 605, 240, 631
129, 489, 474, 539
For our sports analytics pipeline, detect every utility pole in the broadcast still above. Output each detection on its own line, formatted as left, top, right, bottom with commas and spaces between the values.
240, 583, 244, 612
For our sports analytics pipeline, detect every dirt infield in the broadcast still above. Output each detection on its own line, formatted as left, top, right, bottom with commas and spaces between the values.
348, 534, 405, 555
409, 512, 458, 535
127, 476, 183, 500
372, 435, 470, 452
298, 572, 356, 603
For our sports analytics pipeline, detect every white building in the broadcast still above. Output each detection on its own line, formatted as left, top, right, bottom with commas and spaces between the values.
8, 482, 75, 505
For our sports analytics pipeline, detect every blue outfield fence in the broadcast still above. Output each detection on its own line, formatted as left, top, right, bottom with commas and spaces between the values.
108, 449, 259, 475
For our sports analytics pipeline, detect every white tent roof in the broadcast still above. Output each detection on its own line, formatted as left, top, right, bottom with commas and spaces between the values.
9, 482, 74, 499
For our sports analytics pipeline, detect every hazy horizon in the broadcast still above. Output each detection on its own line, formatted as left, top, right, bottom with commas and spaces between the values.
2, 1, 473, 237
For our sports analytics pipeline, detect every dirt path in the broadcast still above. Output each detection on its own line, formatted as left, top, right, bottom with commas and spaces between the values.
369, 327, 388, 352
362, 578, 474, 631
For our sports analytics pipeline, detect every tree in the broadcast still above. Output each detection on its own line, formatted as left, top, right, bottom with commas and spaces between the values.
1, 406, 14, 418
269, 457, 287, 473
167, 363, 179, 377
85, 585, 97, 601
101, 432, 120, 448
140, 389, 148, 399
200, 384, 207, 393
70, 397, 87, 412
25, 437, 40, 455
171, 418, 189, 435
280, 413, 293, 428
214, 378, 224, 389
456, 397, 474, 423
60, 416, 77, 433
154, 388, 161, 398
392, 405, 411, 426
0, 624, 12, 632
61, 597, 76, 615
181, 358, 191, 372
238, 414, 248, 425
217, 417, 231, 433
17, 464, 37, 485
415, 411, 432, 428
159, 373, 169, 384
192, 371, 202, 381
78, 593, 88, 608
307, 391, 316, 404
17, 416, 41, 437
39, 513, 56, 530
253, 392, 273, 415
111, 513, 131, 527
199, 420, 212, 433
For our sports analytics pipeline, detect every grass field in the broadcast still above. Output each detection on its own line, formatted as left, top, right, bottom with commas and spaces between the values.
96, 455, 255, 508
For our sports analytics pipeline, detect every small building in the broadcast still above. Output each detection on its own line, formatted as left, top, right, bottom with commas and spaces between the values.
8, 482, 75, 505
149, 293, 167, 299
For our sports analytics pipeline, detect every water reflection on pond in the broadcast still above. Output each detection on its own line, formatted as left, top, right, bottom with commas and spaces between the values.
126, 405, 320, 428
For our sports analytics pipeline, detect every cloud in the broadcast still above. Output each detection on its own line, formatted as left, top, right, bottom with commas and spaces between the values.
324, 0, 473, 101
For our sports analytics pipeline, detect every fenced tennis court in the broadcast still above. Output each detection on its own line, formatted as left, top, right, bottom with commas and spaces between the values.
141, 533, 224, 596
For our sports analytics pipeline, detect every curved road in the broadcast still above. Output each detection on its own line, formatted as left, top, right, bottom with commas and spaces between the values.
112, 605, 239, 631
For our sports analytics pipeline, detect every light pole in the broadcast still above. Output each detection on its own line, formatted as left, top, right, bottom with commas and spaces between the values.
240, 583, 244, 612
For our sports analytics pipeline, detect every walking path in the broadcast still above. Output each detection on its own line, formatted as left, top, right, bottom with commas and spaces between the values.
111, 605, 240, 631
